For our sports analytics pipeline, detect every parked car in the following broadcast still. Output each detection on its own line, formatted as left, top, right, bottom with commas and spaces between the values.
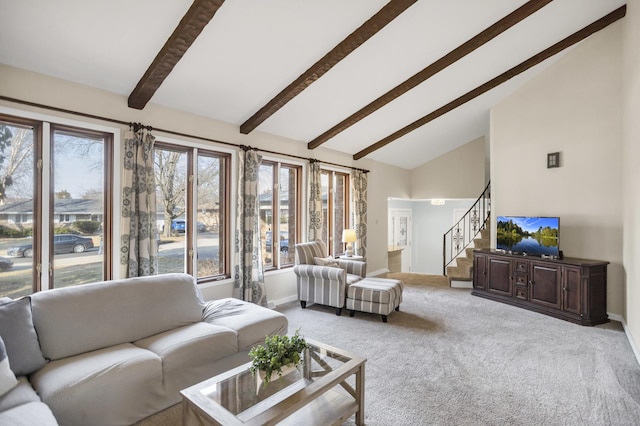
169, 219, 207, 234
171, 219, 186, 233
7, 234, 94, 257
0, 256, 13, 271
265, 231, 289, 254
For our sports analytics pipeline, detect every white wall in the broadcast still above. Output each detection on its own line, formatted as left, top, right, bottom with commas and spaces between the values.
622, 0, 640, 358
411, 199, 475, 275
0, 64, 411, 303
410, 136, 486, 199
491, 22, 624, 316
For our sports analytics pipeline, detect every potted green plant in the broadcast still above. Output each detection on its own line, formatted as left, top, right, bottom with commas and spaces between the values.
249, 329, 309, 387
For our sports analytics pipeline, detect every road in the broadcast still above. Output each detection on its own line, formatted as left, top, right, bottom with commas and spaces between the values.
2, 235, 220, 272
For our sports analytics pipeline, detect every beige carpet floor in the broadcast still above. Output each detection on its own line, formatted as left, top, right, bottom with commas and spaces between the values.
278, 273, 640, 426
146, 273, 640, 425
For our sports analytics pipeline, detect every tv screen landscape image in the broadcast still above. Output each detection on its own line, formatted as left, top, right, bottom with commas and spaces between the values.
496, 216, 560, 257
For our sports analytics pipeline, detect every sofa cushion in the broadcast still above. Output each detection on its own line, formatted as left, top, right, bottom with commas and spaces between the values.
30, 273, 205, 360
30, 343, 164, 426
0, 337, 18, 398
0, 297, 47, 375
0, 401, 58, 426
134, 322, 238, 401
202, 298, 289, 350
0, 376, 41, 413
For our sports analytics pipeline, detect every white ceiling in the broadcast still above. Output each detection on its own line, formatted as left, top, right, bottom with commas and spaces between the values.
0, 0, 626, 170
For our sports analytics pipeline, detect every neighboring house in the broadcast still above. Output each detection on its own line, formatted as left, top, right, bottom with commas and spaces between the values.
0, 198, 103, 226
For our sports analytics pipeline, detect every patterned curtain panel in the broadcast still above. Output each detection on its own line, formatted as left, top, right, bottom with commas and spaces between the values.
120, 129, 158, 277
307, 161, 323, 242
233, 148, 267, 306
352, 169, 368, 258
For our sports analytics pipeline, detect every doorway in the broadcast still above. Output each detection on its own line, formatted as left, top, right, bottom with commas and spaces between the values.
388, 209, 412, 272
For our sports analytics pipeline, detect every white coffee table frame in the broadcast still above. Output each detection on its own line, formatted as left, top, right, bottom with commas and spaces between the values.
181, 338, 366, 425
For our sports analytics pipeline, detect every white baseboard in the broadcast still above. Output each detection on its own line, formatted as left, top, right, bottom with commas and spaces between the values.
269, 294, 298, 309
368, 268, 390, 277
450, 280, 473, 289
608, 312, 640, 367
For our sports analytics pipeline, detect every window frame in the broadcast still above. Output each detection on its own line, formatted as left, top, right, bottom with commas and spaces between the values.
0, 108, 118, 295
49, 123, 114, 287
260, 159, 302, 272
153, 140, 232, 283
321, 168, 350, 257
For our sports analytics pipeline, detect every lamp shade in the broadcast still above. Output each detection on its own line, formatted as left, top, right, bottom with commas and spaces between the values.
342, 229, 357, 243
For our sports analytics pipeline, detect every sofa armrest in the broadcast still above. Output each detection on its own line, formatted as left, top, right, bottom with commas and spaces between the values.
337, 259, 367, 278
293, 265, 347, 308
293, 264, 346, 281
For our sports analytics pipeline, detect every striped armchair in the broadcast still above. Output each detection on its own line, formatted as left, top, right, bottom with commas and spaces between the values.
293, 241, 367, 315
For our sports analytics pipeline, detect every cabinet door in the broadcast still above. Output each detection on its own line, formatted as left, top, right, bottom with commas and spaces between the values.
562, 266, 582, 315
487, 256, 512, 296
529, 262, 562, 309
473, 253, 487, 290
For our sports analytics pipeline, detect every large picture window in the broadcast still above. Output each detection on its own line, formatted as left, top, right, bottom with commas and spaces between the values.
0, 114, 113, 298
258, 160, 301, 270
321, 169, 350, 257
154, 142, 230, 281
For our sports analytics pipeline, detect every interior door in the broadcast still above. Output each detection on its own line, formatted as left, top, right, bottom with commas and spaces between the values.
389, 209, 412, 272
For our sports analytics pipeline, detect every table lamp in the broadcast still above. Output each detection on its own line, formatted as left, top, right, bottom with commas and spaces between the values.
342, 229, 357, 257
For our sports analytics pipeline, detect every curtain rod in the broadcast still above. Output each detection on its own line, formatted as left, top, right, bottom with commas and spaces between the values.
0, 95, 369, 173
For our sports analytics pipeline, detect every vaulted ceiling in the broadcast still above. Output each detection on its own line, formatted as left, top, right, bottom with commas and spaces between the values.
0, 0, 626, 169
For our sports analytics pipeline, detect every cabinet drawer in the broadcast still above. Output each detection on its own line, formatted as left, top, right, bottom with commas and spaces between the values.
515, 274, 528, 285
514, 284, 528, 300
515, 261, 528, 273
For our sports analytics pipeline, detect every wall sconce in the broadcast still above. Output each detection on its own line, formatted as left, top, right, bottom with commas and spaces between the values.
342, 229, 357, 257
547, 152, 560, 168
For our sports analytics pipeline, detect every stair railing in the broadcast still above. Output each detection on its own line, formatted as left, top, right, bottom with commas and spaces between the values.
442, 181, 491, 275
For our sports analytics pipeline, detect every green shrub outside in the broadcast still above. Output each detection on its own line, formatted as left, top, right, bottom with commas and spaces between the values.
0, 224, 32, 238
72, 221, 101, 234
53, 226, 79, 235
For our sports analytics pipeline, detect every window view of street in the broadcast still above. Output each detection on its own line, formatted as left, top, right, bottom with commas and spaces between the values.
258, 161, 299, 270
0, 120, 111, 298
52, 128, 105, 288
0, 121, 35, 298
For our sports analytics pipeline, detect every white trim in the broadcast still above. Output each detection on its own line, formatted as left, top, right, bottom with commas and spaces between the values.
368, 268, 390, 277
609, 313, 640, 366
269, 294, 299, 308
0, 105, 120, 134
41, 122, 51, 290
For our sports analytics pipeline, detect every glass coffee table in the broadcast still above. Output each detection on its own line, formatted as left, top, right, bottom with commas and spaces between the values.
181, 338, 366, 425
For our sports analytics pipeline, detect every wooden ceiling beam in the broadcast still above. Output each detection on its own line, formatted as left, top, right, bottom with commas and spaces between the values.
308, 0, 553, 150
239, 0, 418, 135
128, 0, 225, 110
353, 5, 626, 160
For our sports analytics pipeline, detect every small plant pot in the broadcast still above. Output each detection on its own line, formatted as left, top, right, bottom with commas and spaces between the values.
257, 364, 298, 388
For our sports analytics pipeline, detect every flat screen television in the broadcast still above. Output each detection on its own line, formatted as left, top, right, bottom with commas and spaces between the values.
496, 216, 560, 257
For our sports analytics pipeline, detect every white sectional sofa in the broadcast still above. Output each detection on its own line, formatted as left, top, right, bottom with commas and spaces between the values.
0, 273, 288, 425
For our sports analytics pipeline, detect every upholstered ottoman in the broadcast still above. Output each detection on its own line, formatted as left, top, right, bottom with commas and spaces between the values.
346, 278, 404, 322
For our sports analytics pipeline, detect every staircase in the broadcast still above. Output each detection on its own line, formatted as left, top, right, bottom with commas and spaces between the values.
446, 226, 490, 288
442, 182, 491, 288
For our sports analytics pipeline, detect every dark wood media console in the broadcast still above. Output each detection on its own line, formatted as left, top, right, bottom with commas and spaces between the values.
472, 249, 609, 326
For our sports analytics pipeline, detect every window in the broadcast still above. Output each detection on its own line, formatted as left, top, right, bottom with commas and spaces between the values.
154, 142, 230, 281
51, 125, 111, 288
259, 161, 301, 270
0, 114, 113, 298
321, 170, 350, 257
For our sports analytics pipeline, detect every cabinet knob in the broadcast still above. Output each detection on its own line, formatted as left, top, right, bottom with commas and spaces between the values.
563, 287, 567, 291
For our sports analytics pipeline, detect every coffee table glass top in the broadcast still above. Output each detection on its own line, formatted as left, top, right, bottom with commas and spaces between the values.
182, 338, 365, 425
